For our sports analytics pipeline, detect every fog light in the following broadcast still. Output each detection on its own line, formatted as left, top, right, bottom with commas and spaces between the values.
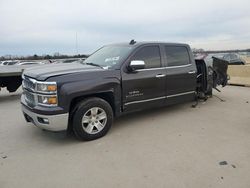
37, 117, 49, 124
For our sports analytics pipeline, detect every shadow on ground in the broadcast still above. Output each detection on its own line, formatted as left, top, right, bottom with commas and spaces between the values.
0, 93, 21, 103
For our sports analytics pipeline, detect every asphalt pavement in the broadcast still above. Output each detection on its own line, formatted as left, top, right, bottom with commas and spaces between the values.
0, 86, 250, 188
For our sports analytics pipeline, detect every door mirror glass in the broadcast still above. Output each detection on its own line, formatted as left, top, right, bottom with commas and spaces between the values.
128, 60, 145, 71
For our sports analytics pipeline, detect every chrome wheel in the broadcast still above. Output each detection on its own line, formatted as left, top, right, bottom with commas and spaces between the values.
81, 107, 107, 134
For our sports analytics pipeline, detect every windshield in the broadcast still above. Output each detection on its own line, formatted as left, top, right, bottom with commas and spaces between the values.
83, 46, 133, 69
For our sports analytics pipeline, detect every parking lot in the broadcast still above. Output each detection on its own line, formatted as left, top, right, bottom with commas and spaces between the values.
0, 86, 250, 188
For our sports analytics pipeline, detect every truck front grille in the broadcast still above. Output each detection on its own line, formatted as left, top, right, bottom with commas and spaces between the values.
24, 90, 36, 107
23, 76, 36, 91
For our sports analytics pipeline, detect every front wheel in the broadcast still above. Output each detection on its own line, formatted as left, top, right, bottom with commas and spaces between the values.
72, 97, 113, 141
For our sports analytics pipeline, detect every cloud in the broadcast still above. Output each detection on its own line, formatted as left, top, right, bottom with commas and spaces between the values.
0, 0, 249, 55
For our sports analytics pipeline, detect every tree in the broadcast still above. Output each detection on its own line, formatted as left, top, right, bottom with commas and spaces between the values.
33, 54, 38, 60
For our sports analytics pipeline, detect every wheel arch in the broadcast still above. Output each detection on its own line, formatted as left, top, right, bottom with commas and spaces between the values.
69, 91, 116, 116
67, 91, 116, 133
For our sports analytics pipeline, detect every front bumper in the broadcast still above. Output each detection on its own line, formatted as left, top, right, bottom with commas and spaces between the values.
22, 105, 69, 132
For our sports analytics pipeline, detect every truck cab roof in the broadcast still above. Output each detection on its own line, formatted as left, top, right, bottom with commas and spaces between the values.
107, 41, 190, 48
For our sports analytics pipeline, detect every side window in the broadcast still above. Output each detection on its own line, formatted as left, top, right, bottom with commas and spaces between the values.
165, 46, 190, 67
223, 55, 230, 61
131, 46, 161, 69
230, 54, 237, 60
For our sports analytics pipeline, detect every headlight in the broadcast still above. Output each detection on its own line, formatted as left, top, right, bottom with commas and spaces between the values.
36, 82, 57, 106
38, 95, 58, 106
36, 82, 57, 93
22, 76, 58, 107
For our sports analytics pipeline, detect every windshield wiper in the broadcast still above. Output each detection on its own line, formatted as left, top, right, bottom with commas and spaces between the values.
84, 62, 103, 69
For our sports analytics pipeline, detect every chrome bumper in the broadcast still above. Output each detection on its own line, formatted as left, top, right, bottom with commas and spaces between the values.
22, 105, 69, 132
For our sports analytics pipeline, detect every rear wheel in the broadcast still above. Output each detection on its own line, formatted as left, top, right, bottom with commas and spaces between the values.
72, 97, 113, 141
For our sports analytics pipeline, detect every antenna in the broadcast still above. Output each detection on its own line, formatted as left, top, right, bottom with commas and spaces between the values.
129, 39, 136, 45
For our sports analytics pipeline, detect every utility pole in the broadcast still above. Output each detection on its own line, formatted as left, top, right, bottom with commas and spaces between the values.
75, 32, 78, 55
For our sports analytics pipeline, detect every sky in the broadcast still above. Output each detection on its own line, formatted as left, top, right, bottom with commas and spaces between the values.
0, 0, 250, 56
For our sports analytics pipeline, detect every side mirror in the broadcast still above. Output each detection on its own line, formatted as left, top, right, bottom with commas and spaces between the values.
128, 60, 145, 71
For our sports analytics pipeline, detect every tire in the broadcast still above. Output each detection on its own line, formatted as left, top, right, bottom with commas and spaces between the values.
72, 97, 113, 141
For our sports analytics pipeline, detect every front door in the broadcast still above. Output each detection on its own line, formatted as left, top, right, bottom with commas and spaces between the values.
121, 45, 166, 112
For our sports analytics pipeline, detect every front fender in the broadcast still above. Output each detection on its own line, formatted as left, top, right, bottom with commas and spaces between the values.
59, 77, 121, 112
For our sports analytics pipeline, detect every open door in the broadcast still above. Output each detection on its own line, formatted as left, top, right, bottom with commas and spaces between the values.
212, 57, 228, 88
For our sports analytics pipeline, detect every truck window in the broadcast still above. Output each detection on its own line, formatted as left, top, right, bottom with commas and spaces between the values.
131, 46, 161, 69
84, 46, 133, 69
165, 46, 190, 67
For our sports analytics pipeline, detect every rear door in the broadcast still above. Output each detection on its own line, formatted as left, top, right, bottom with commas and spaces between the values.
163, 45, 197, 104
121, 45, 166, 112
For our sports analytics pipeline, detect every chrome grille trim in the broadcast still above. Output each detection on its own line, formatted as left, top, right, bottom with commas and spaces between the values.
22, 75, 57, 94
23, 89, 58, 108
22, 76, 36, 91
22, 75, 58, 108
23, 90, 37, 107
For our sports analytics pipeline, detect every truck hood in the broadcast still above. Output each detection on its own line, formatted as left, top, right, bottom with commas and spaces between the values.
23, 63, 102, 81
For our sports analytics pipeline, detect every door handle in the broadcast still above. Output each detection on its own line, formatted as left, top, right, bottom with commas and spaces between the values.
155, 74, 166, 78
188, 71, 196, 74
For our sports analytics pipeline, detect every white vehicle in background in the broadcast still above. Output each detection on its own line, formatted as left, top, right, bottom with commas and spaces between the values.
0, 60, 50, 66
0, 60, 49, 92
0, 58, 84, 92
54, 58, 85, 64
1, 60, 20, 65
16, 61, 47, 66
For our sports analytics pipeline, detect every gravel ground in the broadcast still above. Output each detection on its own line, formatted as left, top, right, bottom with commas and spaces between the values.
0, 86, 250, 188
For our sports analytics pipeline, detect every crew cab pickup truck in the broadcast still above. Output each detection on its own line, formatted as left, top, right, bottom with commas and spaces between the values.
21, 41, 228, 140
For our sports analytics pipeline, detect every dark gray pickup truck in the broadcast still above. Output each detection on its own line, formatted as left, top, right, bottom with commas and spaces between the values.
21, 41, 228, 140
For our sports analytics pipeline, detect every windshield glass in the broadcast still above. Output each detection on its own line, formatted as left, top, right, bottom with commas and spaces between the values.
83, 46, 133, 69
